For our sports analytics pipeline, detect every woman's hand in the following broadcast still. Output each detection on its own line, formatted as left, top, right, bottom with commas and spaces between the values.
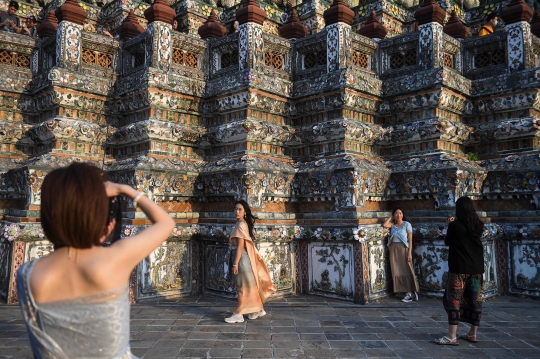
383, 216, 393, 228
104, 181, 124, 197
449, 216, 455, 222
407, 253, 412, 262
232, 265, 238, 275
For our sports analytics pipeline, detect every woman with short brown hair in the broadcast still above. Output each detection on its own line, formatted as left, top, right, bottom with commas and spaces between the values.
17, 162, 175, 358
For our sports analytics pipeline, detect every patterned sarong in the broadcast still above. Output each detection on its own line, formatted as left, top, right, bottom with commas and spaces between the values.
443, 272, 483, 326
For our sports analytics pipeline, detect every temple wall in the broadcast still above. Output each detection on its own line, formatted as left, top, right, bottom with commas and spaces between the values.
0, 0, 539, 304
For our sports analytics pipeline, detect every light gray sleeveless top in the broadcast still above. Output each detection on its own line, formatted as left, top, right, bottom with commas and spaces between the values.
16, 260, 137, 359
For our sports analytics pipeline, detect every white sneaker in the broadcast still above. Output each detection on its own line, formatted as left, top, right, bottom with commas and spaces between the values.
224, 313, 244, 323
413, 291, 418, 301
402, 292, 413, 303
248, 310, 266, 320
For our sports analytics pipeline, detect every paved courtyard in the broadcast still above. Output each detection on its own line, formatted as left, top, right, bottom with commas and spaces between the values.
1, 294, 539, 358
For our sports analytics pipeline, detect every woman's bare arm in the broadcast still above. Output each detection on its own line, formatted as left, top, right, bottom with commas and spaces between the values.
383, 216, 392, 228
106, 182, 175, 269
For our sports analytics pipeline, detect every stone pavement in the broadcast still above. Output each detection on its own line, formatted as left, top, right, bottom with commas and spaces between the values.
1, 294, 539, 359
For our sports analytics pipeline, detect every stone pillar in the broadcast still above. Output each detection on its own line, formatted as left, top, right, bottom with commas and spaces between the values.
501, 0, 535, 72
443, 11, 469, 73
323, 0, 354, 72
414, 0, 446, 70
236, 0, 266, 73
144, 0, 176, 73
55, 0, 87, 71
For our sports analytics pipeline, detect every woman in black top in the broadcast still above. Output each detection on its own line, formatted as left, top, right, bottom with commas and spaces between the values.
436, 196, 484, 346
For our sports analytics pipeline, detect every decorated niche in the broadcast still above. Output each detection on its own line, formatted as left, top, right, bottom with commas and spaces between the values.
368, 237, 391, 298
509, 238, 540, 296
412, 240, 449, 294
203, 242, 236, 296
138, 240, 192, 299
308, 243, 355, 299
25, 241, 54, 262
257, 242, 294, 293
0, 241, 11, 301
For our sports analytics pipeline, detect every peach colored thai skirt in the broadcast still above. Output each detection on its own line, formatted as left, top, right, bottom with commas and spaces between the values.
233, 247, 264, 315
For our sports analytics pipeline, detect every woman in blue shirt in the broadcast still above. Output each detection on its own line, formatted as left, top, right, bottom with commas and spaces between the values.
383, 208, 419, 302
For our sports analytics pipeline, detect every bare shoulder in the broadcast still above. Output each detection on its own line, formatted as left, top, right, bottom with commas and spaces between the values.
31, 247, 129, 302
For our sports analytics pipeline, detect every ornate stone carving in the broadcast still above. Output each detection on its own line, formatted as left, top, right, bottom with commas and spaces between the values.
279, 9, 307, 40
443, 10, 469, 39
500, 0, 534, 25
144, 0, 176, 24
357, 11, 388, 40
38, 10, 58, 38
198, 10, 226, 40
530, 7, 540, 37
55, 0, 88, 25
414, 0, 446, 26
323, 0, 354, 27
119, 9, 145, 40
236, 0, 267, 26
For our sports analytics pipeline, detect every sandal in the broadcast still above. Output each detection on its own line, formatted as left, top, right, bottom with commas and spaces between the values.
460, 333, 479, 343
435, 336, 459, 346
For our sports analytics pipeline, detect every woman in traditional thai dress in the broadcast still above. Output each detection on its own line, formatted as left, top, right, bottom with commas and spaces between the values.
225, 200, 277, 323
383, 208, 419, 303
436, 196, 485, 346
16, 163, 175, 358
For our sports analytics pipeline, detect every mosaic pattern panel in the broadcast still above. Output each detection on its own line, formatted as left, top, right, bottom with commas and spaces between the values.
308, 243, 354, 300
413, 239, 449, 295
204, 242, 235, 295
483, 239, 498, 298
257, 242, 294, 293
509, 239, 540, 297
368, 238, 391, 298
138, 240, 192, 299
57, 22, 82, 70
506, 22, 526, 72
0, 241, 11, 301
25, 240, 54, 262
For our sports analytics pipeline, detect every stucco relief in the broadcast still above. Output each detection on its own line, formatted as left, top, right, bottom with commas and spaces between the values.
308, 243, 354, 299
138, 240, 192, 299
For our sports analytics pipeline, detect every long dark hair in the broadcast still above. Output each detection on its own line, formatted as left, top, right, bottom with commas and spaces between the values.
235, 200, 257, 240
392, 208, 407, 221
455, 197, 484, 238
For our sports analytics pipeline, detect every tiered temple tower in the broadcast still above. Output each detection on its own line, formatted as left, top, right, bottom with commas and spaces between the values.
0, 0, 539, 304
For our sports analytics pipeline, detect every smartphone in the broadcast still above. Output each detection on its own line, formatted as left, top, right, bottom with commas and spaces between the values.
107, 197, 123, 244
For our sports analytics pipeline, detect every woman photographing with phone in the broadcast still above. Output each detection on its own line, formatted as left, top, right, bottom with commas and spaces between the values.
16, 163, 175, 358
436, 196, 485, 346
